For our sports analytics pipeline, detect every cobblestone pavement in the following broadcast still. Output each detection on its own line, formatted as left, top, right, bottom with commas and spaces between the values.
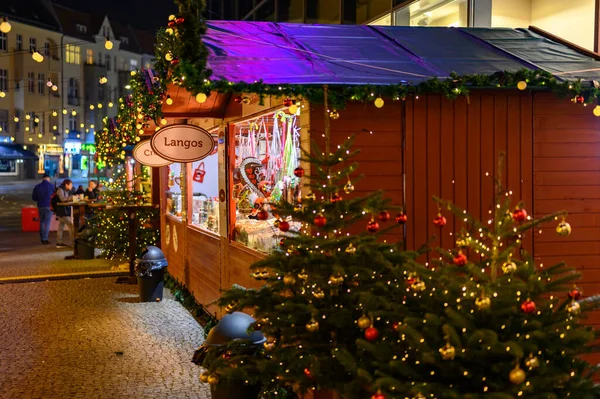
0, 231, 124, 279
0, 277, 210, 399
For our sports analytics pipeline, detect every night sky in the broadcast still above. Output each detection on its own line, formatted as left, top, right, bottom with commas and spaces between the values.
52, 0, 178, 31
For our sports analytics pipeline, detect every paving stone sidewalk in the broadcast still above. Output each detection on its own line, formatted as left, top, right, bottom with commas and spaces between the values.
0, 277, 210, 399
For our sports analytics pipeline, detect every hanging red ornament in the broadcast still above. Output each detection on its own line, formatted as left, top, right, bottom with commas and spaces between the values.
371, 393, 386, 399
512, 208, 528, 222
331, 193, 342, 203
453, 252, 468, 266
433, 214, 447, 227
167, 21, 176, 27
283, 98, 293, 107
521, 299, 536, 314
392, 322, 400, 331
304, 368, 312, 378
293, 166, 305, 177
378, 210, 390, 222
279, 238, 286, 248
395, 213, 407, 224
278, 220, 290, 232
364, 327, 379, 341
568, 288, 582, 300
175, 17, 185, 24
170, 58, 180, 66
367, 220, 380, 233
314, 214, 327, 228
576, 95, 585, 104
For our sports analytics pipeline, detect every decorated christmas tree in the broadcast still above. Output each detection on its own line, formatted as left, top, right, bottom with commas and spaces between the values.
362, 155, 600, 399
200, 104, 423, 398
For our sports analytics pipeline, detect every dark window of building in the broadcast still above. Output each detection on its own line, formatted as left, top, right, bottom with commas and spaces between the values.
16, 34, 22, 50
278, 0, 306, 22
0, 32, 6, 52
306, 0, 340, 23
256, 0, 276, 21
238, 0, 255, 20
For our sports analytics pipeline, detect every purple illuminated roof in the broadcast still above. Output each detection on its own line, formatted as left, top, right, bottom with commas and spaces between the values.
203, 21, 600, 86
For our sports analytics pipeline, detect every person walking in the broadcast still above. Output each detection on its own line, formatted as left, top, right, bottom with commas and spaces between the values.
56, 179, 75, 248
31, 174, 55, 245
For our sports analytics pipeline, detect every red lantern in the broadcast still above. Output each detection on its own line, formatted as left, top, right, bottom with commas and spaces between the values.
257, 210, 269, 220
453, 252, 468, 266
293, 167, 305, 178
331, 193, 342, 203
367, 220, 380, 233
521, 299, 536, 314
365, 327, 379, 341
433, 214, 447, 227
378, 210, 390, 222
314, 214, 327, 228
279, 220, 290, 232
512, 208, 528, 222
284, 98, 293, 107
395, 213, 407, 224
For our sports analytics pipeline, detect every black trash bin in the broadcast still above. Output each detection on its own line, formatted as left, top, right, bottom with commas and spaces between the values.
135, 246, 168, 302
76, 239, 95, 259
193, 312, 266, 399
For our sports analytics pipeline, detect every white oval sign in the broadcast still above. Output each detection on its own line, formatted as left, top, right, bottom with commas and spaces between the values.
151, 124, 215, 163
133, 140, 172, 167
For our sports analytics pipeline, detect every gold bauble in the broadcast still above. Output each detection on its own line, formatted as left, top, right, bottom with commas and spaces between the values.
313, 289, 325, 299
297, 270, 308, 281
439, 343, 456, 360
517, 81, 527, 90
224, 303, 235, 313
345, 244, 357, 254
196, 92, 208, 104
556, 221, 572, 236
343, 182, 354, 194
165, 52, 173, 61
306, 319, 319, 332
288, 104, 298, 114
475, 296, 491, 310
199, 373, 210, 383
165, 28, 174, 35
329, 274, 344, 285
509, 367, 526, 385
283, 273, 297, 286
207, 374, 219, 385
329, 110, 339, 120
168, 14, 176, 21
525, 355, 540, 369
567, 300, 581, 315
357, 315, 371, 329
374, 97, 384, 108
594, 106, 600, 117
502, 261, 517, 274
411, 281, 426, 291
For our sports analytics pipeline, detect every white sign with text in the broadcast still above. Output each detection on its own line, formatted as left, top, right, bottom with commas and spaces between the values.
151, 124, 215, 163
133, 140, 172, 167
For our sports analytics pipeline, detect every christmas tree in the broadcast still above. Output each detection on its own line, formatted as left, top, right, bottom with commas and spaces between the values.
200, 107, 423, 398
363, 154, 600, 399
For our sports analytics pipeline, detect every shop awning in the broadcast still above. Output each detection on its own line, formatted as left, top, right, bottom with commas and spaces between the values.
203, 22, 600, 85
0, 144, 38, 160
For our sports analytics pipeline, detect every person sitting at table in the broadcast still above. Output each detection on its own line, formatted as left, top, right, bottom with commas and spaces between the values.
55, 179, 74, 249
84, 180, 100, 200
75, 185, 85, 195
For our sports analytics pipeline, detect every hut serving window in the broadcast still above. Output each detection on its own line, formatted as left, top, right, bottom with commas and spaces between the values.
166, 162, 183, 219
191, 139, 219, 233
231, 110, 302, 253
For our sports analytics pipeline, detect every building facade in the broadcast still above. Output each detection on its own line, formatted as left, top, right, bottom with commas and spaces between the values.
208, 0, 598, 51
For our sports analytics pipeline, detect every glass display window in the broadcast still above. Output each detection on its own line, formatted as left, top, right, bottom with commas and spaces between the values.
231, 109, 302, 253
166, 162, 183, 219
191, 138, 219, 233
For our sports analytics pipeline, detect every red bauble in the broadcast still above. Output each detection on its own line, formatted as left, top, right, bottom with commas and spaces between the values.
283, 98, 293, 107
568, 289, 582, 300
395, 213, 407, 224
175, 17, 185, 24
257, 210, 269, 220
378, 210, 390, 222
367, 220, 380, 233
167, 21, 176, 27
371, 393, 386, 399
314, 214, 327, 228
512, 208, 528, 222
331, 193, 342, 203
364, 327, 379, 341
453, 253, 468, 266
521, 299, 536, 314
170, 58, 180, 66
576, 95, 585, 104
433, 214, 447, 227
234, 96, 243, 104
278, 220, 290, 232
304, 368, 312, 378
406, 277, 416, 285
279, 238, 286, 248
392, 322, 400, 331
293, 167, 305, 178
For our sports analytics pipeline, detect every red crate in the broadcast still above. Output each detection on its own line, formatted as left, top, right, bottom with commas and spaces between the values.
21, 207, 39, 232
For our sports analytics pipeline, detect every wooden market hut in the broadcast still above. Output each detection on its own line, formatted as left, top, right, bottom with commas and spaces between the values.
153, 22, 600, 337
